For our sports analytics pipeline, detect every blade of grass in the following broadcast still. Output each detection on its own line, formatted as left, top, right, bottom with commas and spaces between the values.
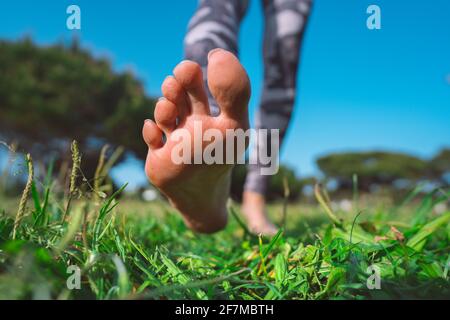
228, 203, 251, 237
55, 205, 84, 254
159, 252, 207, 299
407, 212, 450, 251
111, 254, 130, 299
13, 154, 33, 239
281, 176, 290, 229
314, 183, 343, 228
262, 228, 284, 258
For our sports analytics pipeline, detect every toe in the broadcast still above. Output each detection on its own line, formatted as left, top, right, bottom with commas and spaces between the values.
142, 119, 163, 149
154, 97, 178, 134
161, 76, 188, 120
207, 49, 250, 120
173, 60, 210, 116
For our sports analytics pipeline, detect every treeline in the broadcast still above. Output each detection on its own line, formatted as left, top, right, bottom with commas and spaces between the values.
231, 149, 449, 201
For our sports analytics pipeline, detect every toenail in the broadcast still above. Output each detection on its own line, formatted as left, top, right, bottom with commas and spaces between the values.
178, 59, 194, 65
144, 119, 151, 123
208, 48, 223, 60
158, 97, 166, 102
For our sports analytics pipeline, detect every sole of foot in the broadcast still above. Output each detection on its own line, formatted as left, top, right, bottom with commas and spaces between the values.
143, 49, 251, 233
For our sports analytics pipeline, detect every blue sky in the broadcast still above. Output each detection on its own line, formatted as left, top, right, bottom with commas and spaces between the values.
1, 0, 449, 189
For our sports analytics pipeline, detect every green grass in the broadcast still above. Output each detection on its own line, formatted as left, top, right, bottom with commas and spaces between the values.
0, 153, 449, 299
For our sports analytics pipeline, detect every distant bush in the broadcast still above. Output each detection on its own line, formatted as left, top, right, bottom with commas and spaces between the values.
317, 151, 429, 191
428, 149, 450, 183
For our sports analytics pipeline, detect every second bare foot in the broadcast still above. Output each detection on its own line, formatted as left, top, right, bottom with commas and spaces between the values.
242, 191, 278, 236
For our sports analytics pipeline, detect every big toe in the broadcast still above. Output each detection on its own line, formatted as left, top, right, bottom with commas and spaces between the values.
173, 60, 210, 116
207, 49, 251, 120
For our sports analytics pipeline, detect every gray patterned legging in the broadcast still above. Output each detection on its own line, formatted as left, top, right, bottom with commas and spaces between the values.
184, 0, 312, 195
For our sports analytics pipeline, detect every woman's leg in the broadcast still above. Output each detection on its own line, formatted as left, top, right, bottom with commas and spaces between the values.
243, 0, 313, 235
184, 0, 249, 116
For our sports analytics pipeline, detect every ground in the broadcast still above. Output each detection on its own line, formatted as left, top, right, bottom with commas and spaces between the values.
1, 186, 449, 300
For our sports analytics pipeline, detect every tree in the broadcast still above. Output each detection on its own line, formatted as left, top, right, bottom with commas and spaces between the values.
0, 38, 156, 178
428, 148, 450, 184
316, 151, 428, 191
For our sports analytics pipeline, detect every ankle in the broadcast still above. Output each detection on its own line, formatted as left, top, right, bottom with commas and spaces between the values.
242, 191, 266, 216
243, 190, 266, 204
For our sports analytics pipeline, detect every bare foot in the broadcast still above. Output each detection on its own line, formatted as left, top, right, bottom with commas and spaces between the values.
142, 49, 250, 233
242, 191, 278, 236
